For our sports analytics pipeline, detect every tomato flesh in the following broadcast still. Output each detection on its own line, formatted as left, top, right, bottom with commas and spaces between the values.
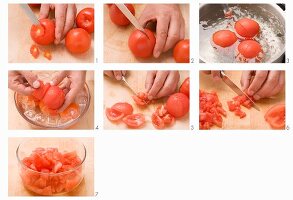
227, 94, 253, 119
30, 45, 40, 59
264, 104, 285, 129
212, 30, 237, 48
122, 113, 145, 129
235, 18, 260, 38
173, 39, 190, 63
132, 92, 151, 106
152, 105, 175, 129
32, 81, 50, 100
106, 108, 124, 122
43, 50, 52, 60
166, 93, 189, 118
42, 86, 65, 110
111, 102, 133, 116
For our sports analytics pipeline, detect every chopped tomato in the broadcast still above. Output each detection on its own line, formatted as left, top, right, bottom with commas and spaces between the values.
122, 113, 145, 129
105, 108, 124, 122
151, 113, 165, 129
151, 105, 175, 129
111, 102, 133, 116
227, 94, 252, 119
166, 93, 189, 118
155, 104, 168, 117
264, 104, 285, 129
32, 81, 50, 100
162, 113, 175, 126
43, 50, 52, 60
132, 92, 151, 106
30, 44, 40, 59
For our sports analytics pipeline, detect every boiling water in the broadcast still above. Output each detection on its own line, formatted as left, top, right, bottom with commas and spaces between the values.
199, 5, 285, 63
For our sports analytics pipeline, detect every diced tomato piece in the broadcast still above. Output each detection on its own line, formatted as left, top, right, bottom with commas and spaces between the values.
43, 50, 52, 60
30, 44, 40, 59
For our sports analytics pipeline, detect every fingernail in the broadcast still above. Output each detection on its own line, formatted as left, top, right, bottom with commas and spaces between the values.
116, 74, 121, 80
154, 51, 160, 58
148, 95, 153, 100
254, 95, 260, 100
32, 80, 40, 88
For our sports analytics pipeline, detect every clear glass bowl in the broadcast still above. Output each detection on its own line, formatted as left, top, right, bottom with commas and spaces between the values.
16, 138, 86, 196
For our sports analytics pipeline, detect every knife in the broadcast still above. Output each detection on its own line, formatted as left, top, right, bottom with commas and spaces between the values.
220, 71, 260, 111
20, 4, 39, 24
121, 76, 138, 96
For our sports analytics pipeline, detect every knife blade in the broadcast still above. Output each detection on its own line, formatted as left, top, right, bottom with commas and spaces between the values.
20, 4, 39, 24
121, 76, 138, 96
220, 71, 260, 111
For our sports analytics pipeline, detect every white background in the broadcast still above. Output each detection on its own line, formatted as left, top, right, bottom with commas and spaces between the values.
1, 0, 292, 200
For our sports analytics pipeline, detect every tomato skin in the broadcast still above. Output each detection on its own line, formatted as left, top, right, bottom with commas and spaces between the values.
32, 81, 50, 100
212, 30, 237, 48
106, 108, 124, 122
111, 102, 133, 116
76, 8, 94, 33
128, 29, 156, 58
264, 104, 285, 129
179, 77, 190, 98
109, 4, 135, 26
65, 28, 91, 54
237, 40, 262, 59
173, 39, 190, 63
122, 113, 145, 129
30, 45, 40, 59
42, 86, 65, 110
43, 50, 52, 60
166, 93, 189, 118
235, 18, 260, 38
30, 19, 55, 45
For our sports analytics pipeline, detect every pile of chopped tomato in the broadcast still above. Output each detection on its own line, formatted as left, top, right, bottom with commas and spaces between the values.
227, 94, 253, 119
199, 90, 227, 129
151, 105, 175, 129
20, 147, 83, 195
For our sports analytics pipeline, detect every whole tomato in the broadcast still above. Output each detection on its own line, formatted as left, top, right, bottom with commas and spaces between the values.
65, 28, 91, 54
42, 86, 65, 110
173, 39, 190, 63
128, 29, 156, 58
76, 7, 94, 33
30, 19, 55, 45
166, 93, 189, 118
109, 4, 135, 26
179, 77, 190, 98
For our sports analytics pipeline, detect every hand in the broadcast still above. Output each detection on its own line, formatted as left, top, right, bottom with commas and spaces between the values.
50, 71, 86, 112
8, 71, 40, 95
39, 4, 77, 44
241, 70, 285, 100
202, 70, 221, 81
138, 4, 185, 58
145, 70, 180, 100
104, 70, 127, 81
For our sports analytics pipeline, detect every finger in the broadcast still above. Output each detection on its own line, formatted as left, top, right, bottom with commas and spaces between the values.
163, 14, 181, 52
138, 12, 152, 27
19, 71, 40, 88
253, 71, 280, 100
62, 4, 76, 39
39, 4, 50, 19
54, 4, 67, 44
270, 71, 285, 96
148, 71, 169, 99
179, 18, 185, 40
247, 70, 268, 96
113, 71, 123, 80
153, 16, 170, 58
104, 71, 115, 79
156, 72, 180, 99
202, 70, 211, 75
145, 71, 157, 92
211, 71, 221, 81
50, 71, 67, 86
240, 71, 253, 90
58, 77, 70, 89
58, 87, 79, 112
122, 71, 127, 76
10, 82, 35, 95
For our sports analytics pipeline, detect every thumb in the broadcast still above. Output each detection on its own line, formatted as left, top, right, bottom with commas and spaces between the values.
50, 71, 67, 86
19, 71, 40, 88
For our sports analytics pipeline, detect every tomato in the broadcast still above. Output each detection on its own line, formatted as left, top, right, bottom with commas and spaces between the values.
212, 30, 237, 48
166, 93, 189, 118
122, 113, 145, 129
43, 50, 52, 60
237, 40, 262, 59
30, 44, 39, 59
226, 94, 253, 119
173, 39, 190, 63
152, 113, 165, 129
42, 86, 65, 110
32, 81, 50, 100
132, 92, 151, 106
105, 108, 124, 121
30, 19, 55, 45
76, 7, 94, 33
235, 18, 260, 38
109, 4, 135, 26
65, 28, 91, 54
162, 113, 175, 125
152, 105, 175, 129
111, 102, 133, 116
39, 101, 58, 116
60, 103, 80, 121
128, 29, 156, 58
155, 105, 168, 117
264, 104, 285, 129
179, 77, 190, 98
28, 4, 41, 8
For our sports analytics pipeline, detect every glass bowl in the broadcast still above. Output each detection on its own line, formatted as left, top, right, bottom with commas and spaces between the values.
16, 138, 86, 196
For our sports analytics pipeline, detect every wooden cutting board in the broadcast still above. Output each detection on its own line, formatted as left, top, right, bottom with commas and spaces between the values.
104, 70, 189, 130
199, 71, 285, 130
8, 4, 94, 63
104, 4, 190, 63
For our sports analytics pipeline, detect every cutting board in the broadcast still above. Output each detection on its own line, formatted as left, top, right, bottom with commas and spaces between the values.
104, 4, 190, 63
8, 4, 94, 63
199, 71, 285, 130
8, 137, 94, 196
104, 70, 189, 130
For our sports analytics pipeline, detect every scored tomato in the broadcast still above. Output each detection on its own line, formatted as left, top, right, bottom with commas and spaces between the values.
122, 113, 145, 129
166, 93, 189, 118
173, 39, 190, 63
65, 28, 91, 54
109, 4, 135, 26
179, 77, 190, 98
237, 40, 262, 59
111, 102, 133, 116
32, 81, 50, 100
76, 7, 94, 33
30, 44, 40, 59
264, 104, 285, 129
42, 86, 65, 110
212, 30, 237, 48
30, 19, 55, 45
106, 108, 124, 122
128, 29, 156, 58
235, 18, 260, 38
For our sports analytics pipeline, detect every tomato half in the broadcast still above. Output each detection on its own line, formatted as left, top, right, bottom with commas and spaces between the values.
30, 44, 40, 59
179, 77, 190, 98
173, 39, 190, 63
111, 102, 133, 116
235, 18, 260, 38
32, 81, 50, 100
76, 7, 94, 33
106, 108, 124, 122
237, 40, 262, 59
30, 19, 55, 45
264, 104, 285, 129
128, 29, 156, 58
65, 28, 91, 54
122, 113, 145, 129
109, 4, 135, 26
166, 93, 189, 118
212, 30, 237, 48
42, 86, 65, 109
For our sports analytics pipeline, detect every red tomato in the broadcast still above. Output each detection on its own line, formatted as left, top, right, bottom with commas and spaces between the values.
264, 104, 285, 129
106, 108, 124, 122
162, 113, 175, 125
132, 92, 151, 106
152, 113, 165, 129
166, 93, 189, 118
128, 29, 156, 58
30, 44, 40, 59
212, 30, 237, 48
109, 4, 135, 26
179, 77, 190, 98
111, 102, 133, 116
173, 39, 190, 63
76, 8, 94, 33
60, 103, 80, 120
39, 100, 58, 116
42, 86, 65, 109
152, 105, 175, 129
122, 113, 145, 129
235, 18, 260, 38
30, 19, 55, 45
32, 81, 50, 100
43, 50, 52, 60
28, 4, 41, 8
155, 105, 168, 117
226, 94, 253, 119
65, 28, 91, 54
237, 40, 262, 59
